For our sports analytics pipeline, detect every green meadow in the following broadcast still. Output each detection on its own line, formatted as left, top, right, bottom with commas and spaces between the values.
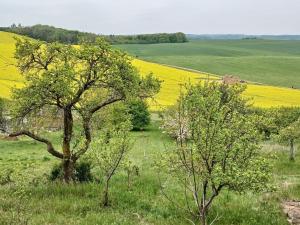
0, 117, 298, 225
117, 39, 300, 89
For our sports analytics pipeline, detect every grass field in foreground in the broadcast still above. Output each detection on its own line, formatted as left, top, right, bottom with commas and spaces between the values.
0, 120, 294, 225
117, 40, 300, 89
1, 31, 300, 110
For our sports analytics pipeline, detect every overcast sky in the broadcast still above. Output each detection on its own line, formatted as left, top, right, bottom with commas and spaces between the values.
0, 0, 299, 35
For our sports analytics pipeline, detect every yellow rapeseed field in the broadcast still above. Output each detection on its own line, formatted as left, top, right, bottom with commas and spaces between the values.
132, 59, 219, 109
133, 59, 300, 110
0, 32, 24, 98
1, 31, 300, 110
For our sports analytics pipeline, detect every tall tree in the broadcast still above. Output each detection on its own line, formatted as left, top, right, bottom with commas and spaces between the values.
160, 82, 271, 225
9, 38, 160, 183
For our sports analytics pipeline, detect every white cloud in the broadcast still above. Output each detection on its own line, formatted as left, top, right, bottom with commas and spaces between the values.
0, 0, 299, 34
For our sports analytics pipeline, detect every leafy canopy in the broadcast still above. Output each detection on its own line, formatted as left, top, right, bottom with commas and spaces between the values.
160, 82, 271, 224
277, 119, 300, 144
127, 99, 150, 130
12, 38, 160, 118
9, 37, 160, 182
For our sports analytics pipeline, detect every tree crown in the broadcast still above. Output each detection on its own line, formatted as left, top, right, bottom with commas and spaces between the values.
12, 38, 160, 118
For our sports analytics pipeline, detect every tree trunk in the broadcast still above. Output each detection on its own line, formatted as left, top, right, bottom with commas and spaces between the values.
200, 209, 207, 225
63, 159, 74, 182
290, 139, 295, 161
102, 178, 110, 207
62, 108, 74, 183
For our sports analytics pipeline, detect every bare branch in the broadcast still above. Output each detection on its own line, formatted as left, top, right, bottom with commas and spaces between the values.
90, 96, 123, 114
9, 130, 63, 159
73, 118, 92, 160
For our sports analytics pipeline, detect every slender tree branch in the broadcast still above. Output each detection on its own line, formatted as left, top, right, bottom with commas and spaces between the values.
73, 117, 92, 160
9, 130, 63, 159
90, 96, 123, 114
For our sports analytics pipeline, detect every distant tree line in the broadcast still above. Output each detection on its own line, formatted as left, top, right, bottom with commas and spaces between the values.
105, 32, 188, 44
0, 24, 188, 44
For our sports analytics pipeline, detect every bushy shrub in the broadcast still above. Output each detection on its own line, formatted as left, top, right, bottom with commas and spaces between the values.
75, 161, 93, 182
49, 161, 93, 182
127, 100, 150, 131
49, 164, 63, 181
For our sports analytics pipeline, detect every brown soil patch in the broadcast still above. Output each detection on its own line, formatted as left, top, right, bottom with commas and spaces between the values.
283, 201, 300, 224
222, 75, 246, 85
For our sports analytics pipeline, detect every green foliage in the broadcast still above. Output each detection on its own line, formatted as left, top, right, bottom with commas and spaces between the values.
90, 103, 130, 132
127, 99, 150, 130
106, 32, 188, 44
160, 82, 272, 224
10, 37, 160, 181
0, 24, 188, 44
275, 119, 300, 161
75, 161, 93, 182
0, 120, 293, 225
124, 160, 140, 190
117, 39, 300, 89
277, 119, 300, 145
88, 120, 133, 206
1, 24, 97, 44
49, 161, 93, 182
89, 120, 132, 174
271, 107, 300, 130
49, 163, 62, 181
253, 107, 300, 139
160, 93, 189, 139
0, 184, 32, 225
12, 37, 160, 119
0, 169, 13, 185
109, 103, 131, 126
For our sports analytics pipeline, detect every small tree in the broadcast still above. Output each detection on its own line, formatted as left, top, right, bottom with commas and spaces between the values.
124, 160, 139, 190
9, 38, 160, 183
88, 120, 132, 206
277, 119, 300, 161
160, 82, 271, 225
160, 92, 189, 140
127, 99, 150, 130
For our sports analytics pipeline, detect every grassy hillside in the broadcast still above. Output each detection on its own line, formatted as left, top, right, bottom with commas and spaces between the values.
2, 31, 300, 109
117, 40, 300, 89
0, 121, 294, 225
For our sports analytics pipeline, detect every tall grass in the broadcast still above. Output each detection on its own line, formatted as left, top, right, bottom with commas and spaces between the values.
0, 121, 297, 224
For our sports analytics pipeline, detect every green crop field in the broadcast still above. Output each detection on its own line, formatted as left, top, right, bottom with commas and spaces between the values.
116, 40, 300, 89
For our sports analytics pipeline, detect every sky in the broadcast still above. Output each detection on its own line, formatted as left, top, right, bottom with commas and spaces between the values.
0, 0, 299, 35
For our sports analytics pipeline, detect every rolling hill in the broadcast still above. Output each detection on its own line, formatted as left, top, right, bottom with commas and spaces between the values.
1, 31, 300, 110
117, 40, 300, 89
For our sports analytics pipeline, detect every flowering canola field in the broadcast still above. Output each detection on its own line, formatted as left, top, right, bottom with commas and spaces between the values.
0, 32, 24, 98
133, 59, 300, 110
1, 31, 300, 110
